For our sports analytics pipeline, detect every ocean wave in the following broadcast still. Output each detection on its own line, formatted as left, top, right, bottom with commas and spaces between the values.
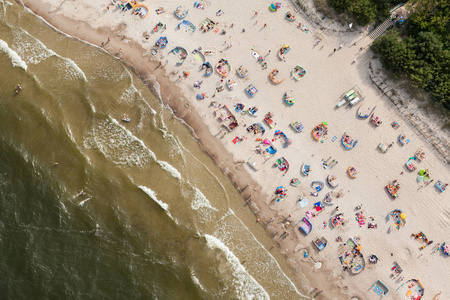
189, 269, 206, 293
11, 27, 56, 65
119, 84, 138, 103
204, 234, 270, 300
191, 188, 217, 211
157, 161, 181, 179
0, 39, 28, 70
8, 27, 87, 81
138, 185, 175, 221
55, 57, 87, 81
83, 118, 156, 167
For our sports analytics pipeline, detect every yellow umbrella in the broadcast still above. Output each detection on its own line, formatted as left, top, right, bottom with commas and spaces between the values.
356, 245, 362, 251
400, 213, 406, 220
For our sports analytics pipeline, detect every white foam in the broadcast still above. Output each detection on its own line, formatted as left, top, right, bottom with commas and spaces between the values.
83, 118, 156, 167
11, 27, 56, 65
157, 160, 181, 179
225, 209, 305, 298
110, 117, 156, 159
119, 84, 138, 103
56, 57, 87, 81
204, 234, 270, 300
190, 269, 206, 293
138, 185, 175, 222
0, 39, 28, 70
191, 188, 217, 211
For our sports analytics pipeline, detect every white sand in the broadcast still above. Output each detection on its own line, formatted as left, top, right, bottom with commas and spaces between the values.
22, 0, 450, 298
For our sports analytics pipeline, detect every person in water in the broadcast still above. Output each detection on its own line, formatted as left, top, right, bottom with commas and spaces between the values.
15, 83, 22, 94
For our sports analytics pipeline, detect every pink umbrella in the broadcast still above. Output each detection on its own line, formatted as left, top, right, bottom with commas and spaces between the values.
263, 139, 271, 145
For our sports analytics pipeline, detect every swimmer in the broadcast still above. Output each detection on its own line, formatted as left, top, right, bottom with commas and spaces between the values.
79, 196, 92, 206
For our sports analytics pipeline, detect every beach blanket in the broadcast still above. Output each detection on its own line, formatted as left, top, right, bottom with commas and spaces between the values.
306, 210, 317, 219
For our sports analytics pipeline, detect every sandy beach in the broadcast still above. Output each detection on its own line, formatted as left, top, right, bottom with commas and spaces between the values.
17, 0, 450, 299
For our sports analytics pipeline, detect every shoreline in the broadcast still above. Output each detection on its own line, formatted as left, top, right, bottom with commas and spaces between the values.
17, 0, 450, 299
17, 1, 345, 298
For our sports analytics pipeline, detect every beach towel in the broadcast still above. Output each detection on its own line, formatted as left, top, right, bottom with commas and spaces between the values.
305, 210, 316, 219
373, 286, 383, 296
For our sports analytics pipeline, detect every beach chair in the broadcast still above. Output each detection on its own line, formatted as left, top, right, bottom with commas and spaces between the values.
349, 97, 361, 106
336, 98, 347, 108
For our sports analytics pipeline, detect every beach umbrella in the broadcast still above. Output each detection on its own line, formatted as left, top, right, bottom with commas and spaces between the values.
322, 121, 328, 126
270, 3, 276, 11
356, 245, 362, 251
196, 93, 204, 100
400, 213, 406, 220
263, 139, 271, 145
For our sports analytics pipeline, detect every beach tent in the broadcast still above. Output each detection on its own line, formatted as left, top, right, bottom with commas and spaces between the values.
178, 20, 196, 32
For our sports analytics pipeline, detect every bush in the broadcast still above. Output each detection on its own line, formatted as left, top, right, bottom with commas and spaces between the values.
372, 30, 450, 108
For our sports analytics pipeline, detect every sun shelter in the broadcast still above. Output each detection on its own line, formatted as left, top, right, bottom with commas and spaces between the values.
397, 279, 424, 299
246, 84, 258, 98
156, 36, 168, 48
247, 157, 259, 171
274, 130, 292, 148
174, 5, 189, 19
216, 58, 231, 77
214, 105, 238, 131
371, 280, 389, 298
264, 145, 277, 160
341, 132, 358, 150
247, 123, 265, 135
133, 3, 149, 18
200, 18, 216, 32
299, 217, 312, 235
171, 47, 188, 65
312, 122, 328, 140
313, 237, 328, 251
387, 209, 407, 230
264, 112, 275, 128
178, 20, 196, 32
274, 157, 289, 175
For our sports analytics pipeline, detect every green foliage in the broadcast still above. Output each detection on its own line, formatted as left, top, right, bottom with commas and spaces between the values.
408, 0, 450, 39
328, 0, 377, 25
327, 0, 402, 25
372, 30, 450, 108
